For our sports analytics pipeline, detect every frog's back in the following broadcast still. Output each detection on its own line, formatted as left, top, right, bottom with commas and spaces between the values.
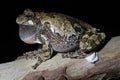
38, 12, 94, 37
39, 12, 94, 29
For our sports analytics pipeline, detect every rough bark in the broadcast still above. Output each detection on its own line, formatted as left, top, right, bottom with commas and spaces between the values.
0, 36, 120, 80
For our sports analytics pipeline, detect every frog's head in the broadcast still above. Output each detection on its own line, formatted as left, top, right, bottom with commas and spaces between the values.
16, 9, 43, 44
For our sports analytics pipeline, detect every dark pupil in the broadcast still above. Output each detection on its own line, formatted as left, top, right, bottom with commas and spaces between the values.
74, 26, 86, 34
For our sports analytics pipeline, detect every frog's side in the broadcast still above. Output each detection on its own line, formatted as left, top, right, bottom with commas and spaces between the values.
16, 9, 106, 69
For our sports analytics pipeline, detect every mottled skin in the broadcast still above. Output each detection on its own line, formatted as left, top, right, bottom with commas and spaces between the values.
16, 9, 106, 69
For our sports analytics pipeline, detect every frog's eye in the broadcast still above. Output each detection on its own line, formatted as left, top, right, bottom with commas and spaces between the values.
74, 26, 86, 35
24, 8, 33, 15
24, 8, 34, 18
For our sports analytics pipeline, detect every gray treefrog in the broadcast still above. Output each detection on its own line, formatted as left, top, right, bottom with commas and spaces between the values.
16, 9, 106, 69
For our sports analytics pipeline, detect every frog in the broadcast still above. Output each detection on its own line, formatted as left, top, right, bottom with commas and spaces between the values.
16, 9, 106, 69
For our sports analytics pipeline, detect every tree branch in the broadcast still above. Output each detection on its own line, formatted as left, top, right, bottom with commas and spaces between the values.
0, 36, 120, 80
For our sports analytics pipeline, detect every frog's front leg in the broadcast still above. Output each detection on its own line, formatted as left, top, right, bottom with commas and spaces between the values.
24, 42, 53, 69
33, 43, 53, 69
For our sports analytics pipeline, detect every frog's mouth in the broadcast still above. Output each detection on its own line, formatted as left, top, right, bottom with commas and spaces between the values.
19, 25, 42, 44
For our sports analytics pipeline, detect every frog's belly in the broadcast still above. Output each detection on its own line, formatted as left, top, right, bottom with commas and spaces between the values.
50, 41, 79, 52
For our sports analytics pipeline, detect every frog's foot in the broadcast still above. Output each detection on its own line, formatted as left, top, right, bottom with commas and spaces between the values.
85, 52, 98, 63
23, 49, 42, 60
23, 49, 53, 69
62, 50, 86, 59
62, 51, 98, 63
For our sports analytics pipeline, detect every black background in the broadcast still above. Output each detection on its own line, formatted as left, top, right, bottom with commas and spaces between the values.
0, 0, 120, 63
